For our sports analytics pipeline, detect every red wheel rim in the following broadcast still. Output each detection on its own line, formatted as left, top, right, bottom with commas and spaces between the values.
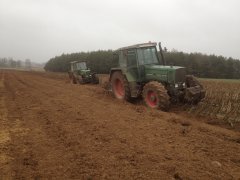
114, 79, 124, 98
146, 90, 158, 107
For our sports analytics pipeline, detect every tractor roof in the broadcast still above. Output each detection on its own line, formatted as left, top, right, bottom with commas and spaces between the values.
70, 61, 86, 64
117, 42, 157, 51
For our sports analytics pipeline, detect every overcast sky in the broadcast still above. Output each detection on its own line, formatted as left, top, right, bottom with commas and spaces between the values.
0, 0, 239, 63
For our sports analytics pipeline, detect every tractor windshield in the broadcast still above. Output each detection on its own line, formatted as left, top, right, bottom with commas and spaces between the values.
137, 47, 159, 65
76, 62, 87, 70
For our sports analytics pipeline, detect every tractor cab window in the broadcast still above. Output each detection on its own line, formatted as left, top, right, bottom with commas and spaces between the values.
76, 62, 87, 70
127, 49, 137, 67
119, 51, 127, 67
137, 47, 159, 65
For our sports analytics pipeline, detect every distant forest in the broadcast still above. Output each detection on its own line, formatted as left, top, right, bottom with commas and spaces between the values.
44, 50, 240, 79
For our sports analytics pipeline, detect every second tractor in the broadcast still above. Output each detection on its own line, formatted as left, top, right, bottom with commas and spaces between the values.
68, 61, 99, 84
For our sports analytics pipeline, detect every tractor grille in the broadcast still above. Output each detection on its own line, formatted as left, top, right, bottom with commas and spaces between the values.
175, 68, 186, 83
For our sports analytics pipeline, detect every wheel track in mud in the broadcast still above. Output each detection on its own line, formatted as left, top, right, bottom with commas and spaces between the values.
4, 71, 129, 178
3, 71, 99, 178
0, 71, 12, 178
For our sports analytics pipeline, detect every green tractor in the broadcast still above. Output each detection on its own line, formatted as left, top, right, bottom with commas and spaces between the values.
110, 42, 205, 110
68, 61, 98, 84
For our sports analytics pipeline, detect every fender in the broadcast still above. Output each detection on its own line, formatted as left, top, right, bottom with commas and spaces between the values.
109, 68, 122, 81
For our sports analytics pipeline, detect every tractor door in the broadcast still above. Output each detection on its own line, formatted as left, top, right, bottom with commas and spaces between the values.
72, 63, 77, 72
70, 63, 74, 71
126, 49, 139, 82
136, 49, 146, 81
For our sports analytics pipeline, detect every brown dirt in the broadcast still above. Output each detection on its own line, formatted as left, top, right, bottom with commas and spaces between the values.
0, 69, 240, 179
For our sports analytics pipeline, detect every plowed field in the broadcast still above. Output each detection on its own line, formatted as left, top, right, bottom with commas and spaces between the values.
0, 70, 240, 179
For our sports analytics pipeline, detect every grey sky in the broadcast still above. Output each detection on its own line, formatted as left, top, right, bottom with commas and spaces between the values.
0, 0, 239, 62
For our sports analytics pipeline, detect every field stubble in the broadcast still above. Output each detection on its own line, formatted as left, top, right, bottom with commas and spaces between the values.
187, 79, 240, 127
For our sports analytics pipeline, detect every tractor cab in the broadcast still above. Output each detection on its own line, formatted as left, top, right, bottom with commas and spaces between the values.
135, 45, 160, 65
115, 42, 186, 85
117, 42, 160, 67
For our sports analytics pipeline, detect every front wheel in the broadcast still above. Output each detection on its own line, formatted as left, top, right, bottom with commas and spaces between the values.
143, 81, 170, 111
111, 71, 131, 101
77, 75, 84, 84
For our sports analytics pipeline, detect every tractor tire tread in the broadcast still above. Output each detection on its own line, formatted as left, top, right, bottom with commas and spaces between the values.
111, 71, 131, 102
143, 81, 170, 111
122, 74, 131, 102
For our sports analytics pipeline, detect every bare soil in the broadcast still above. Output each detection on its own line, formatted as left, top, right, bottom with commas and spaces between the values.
0, 70, 240, 179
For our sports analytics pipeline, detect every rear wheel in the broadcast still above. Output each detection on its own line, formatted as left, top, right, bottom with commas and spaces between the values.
68, 72, 77, 84
111, 71, 131, 101
143, 81, 170, 111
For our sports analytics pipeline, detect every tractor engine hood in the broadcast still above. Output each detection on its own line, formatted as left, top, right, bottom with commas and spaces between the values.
78, 69, 91, 75
144, 65, 186, 84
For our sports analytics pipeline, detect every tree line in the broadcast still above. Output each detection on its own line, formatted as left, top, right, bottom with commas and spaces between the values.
164, 51, 240, 79
44, 51, 117, 74
44, 50, 240, 79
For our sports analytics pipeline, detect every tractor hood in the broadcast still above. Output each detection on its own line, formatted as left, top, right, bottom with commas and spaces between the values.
144, 65, 186, 83
78, 69, 91, 75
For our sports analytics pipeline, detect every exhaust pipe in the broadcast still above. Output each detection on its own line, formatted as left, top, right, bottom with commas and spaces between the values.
158, 42, 166, 65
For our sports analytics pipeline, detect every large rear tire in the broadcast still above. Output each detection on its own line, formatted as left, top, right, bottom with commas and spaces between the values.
111, 71, 131, 101
68, 72, 77, 84
143, 81, 170, 111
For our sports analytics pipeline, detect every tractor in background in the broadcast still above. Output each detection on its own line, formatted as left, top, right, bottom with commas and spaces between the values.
109, 42, 205, 111
68, 61, 99, 84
